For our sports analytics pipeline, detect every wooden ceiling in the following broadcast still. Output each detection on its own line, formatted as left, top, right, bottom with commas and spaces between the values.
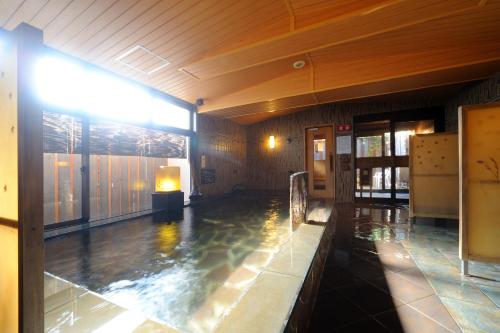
1, 0, 500, 124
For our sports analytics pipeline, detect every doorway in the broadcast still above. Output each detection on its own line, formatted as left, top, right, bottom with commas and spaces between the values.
354, 108, 444, 203
306, 126, 334, 198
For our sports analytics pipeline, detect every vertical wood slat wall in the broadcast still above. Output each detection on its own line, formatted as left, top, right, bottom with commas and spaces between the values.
197, 114, 248, 196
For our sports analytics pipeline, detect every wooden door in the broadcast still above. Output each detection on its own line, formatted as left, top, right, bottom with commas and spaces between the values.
306, 126, 334, 198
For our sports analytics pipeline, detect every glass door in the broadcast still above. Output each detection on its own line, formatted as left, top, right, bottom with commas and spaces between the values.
355, 113, 439, 203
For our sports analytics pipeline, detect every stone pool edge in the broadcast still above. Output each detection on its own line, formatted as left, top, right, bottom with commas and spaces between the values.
212, 203, 335, 333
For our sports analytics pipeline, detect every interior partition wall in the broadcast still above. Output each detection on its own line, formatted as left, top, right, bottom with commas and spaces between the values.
37, 47, 196, 231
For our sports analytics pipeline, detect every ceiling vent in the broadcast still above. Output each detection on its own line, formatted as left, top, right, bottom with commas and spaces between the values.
116, 45, 170, 75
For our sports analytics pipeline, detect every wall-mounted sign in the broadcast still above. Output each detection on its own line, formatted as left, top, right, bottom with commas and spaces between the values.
336, 135, 352, 154
336, 124, 352, 132
201, 168, 216, 184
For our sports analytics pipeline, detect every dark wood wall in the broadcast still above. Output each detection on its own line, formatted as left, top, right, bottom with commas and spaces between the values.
445, 72, 500, 132
246, 101, 442, 202
197, 114, 248, 196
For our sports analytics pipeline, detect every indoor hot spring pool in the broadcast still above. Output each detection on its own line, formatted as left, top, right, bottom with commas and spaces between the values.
45, 193, 308, 332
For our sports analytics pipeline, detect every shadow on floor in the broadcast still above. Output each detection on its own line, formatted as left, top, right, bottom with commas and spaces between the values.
308, 203, 460, 333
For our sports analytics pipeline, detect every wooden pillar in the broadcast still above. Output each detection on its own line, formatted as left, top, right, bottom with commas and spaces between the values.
0, 23, 45, 333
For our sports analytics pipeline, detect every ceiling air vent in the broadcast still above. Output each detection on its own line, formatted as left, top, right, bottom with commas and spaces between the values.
116, 45, 170, 75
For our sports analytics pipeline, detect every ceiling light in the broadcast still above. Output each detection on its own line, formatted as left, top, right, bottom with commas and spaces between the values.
292, 60, 306, 69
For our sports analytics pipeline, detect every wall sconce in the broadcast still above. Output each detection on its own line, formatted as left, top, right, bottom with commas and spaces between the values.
155, 166, 181, 192
268, 135, 276, 149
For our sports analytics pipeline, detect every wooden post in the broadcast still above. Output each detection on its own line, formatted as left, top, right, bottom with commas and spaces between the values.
14, 23, 45, 333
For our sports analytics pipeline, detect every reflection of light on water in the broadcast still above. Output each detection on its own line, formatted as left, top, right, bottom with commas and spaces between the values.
157, 223, 180, 255
102, 266, 199, 330
88, 196, 292, 332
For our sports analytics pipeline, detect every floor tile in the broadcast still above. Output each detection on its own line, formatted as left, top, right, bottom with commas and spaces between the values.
334, 318, 391, 333
428, 276, 497, 307
348, 259, 386, 281
369, 252, 419, 273
478, 285, 500, 308
375, 304, 451, 333
319, 264, 362, 291
310, 291, 369, 330
441, 297, 500, 333
337, 281, 398, 315
371, 271, 434, 304
408, 295, 461, 332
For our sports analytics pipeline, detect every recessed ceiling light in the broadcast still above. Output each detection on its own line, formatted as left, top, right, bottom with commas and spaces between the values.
116, 45, 170, 75
292, 60, 306, 69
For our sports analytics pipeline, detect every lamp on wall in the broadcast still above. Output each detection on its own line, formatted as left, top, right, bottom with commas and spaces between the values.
268, 135, 276, 149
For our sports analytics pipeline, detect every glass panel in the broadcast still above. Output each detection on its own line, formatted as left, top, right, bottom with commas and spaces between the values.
396, 167, 410, 199
313, 137, 326, 190
89, 121, 189, 220
395, 120, 434, 156
384, 132, 391, 156
43, 112, 82, 225
372, 168, 383, 190
384, 167, 392, 189
356, 136, 382, 157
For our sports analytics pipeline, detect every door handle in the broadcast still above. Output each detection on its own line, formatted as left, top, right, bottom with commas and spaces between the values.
329, 154, 333, 172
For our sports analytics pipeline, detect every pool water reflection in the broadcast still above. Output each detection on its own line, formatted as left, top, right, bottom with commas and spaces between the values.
45, 194, 291, 331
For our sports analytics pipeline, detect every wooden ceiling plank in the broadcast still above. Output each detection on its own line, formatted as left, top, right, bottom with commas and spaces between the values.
3, 0, 49, 31
48, 0, 130, 48
112, 0, 285, 80
84, 0, 213, 67
58, 0, 158, 52
29, 0, 74, 30
146, 1, 289, 88
200, 40, 500, 112
182, 0, 481, 79
77, 0, 187, 60
42, 0, 98, 41
0, 0, 25, 26
124, 0, 247, 72
95, 1, 286, 94
222, 62, 500, 124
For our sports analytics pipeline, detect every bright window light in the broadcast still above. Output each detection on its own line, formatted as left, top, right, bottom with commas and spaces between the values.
0, 38, 4, 57
151, 97, 190, 130
35, 56, 86, 111
83, 71, 150, 124
34, 55, 191, 129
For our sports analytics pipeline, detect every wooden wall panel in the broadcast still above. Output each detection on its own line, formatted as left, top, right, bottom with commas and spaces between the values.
0, 39, 18, 221
460, 103, 500, 265
197, 115, 248, 197
0, 35, 19, 333
409, 133, 459, 219
246, 101, 441, 202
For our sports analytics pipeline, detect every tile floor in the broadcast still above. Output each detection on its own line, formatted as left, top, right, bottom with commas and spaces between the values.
309, 204, 500, 333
